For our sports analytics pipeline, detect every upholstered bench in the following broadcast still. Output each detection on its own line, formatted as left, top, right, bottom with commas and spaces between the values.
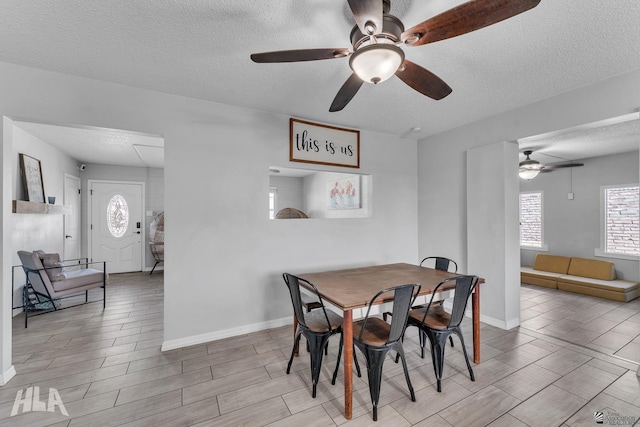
557, 257, 640, 302
521, 254, 640, 302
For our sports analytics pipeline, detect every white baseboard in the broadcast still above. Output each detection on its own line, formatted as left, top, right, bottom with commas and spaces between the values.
143, 266, 164, 272
160, 311, 520, 352
12, 308, 23, 317
0, 365, 16, 386
161, 316, 292, 352
480, 313, 520, 330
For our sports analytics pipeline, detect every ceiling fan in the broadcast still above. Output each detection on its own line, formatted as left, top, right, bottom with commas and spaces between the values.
250, 0, 541, 112
519, 150, 584, 180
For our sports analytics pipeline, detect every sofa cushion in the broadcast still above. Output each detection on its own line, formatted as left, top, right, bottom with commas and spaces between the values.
557, 275, 638, 292
567, 257, 616, 280
52, 269, 106, 292
521, 266, 565, 279
533, 254, 571, 274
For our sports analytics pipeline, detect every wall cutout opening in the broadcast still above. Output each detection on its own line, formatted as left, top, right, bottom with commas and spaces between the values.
269, 167, 372, 219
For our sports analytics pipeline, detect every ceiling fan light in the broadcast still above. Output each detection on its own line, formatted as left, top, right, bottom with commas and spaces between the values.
519, 168, 541, 180
349, 44, 404, 84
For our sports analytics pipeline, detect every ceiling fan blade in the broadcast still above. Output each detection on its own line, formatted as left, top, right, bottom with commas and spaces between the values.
347, 0, 383, 35
329, 73, 364, 112
250, 48, 350, 63
402, 0, 541, 46
395, 60, 452, 100
540, 163, 584, 172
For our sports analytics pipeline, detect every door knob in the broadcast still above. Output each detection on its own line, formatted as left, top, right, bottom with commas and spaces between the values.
65, 235, 72, 238
135, 231, 141, 234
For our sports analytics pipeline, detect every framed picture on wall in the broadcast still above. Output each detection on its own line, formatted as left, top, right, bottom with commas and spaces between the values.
19, 153, 45, 203
327, 175, 361, 209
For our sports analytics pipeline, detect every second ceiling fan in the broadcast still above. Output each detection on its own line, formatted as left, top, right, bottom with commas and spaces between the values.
519, 150, 584, 180
250, 0, 542, 112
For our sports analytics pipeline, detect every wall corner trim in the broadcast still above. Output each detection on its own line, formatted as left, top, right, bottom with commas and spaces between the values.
0, 365, 16, 386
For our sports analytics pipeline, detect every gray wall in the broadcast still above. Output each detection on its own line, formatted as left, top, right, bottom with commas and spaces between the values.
520, 151, 639, 280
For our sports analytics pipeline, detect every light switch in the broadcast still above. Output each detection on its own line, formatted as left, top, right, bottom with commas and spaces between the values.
568, 193, 574, 200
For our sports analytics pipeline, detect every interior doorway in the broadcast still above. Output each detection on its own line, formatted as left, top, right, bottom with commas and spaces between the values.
63, 173, 81, 260
89, 180, 145, 273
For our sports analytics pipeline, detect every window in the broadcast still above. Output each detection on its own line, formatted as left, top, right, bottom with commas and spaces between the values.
519, 191, 544, 248
107, 194, 129, 237
601, 185, 639, 256
269, 188, 277, 220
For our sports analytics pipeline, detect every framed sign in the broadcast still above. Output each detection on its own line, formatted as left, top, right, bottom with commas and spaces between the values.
290, 118, 360, 168
19, 153, 45, 203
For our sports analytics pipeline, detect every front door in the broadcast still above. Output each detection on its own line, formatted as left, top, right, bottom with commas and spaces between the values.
90, 180, 144, 273
63, 174, 81, 260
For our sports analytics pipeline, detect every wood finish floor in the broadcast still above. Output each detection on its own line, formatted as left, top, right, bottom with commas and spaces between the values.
1, 273, 639, 426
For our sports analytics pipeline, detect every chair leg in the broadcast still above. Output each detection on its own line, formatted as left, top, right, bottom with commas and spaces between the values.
424, 330, 449, 392
307, 333, 330, 398
360, 346, 388, 422
287, 331, 303, 374
332, 332, 344, 385
86, 290, 88, 303
454, 329, 475, 382
394, 343, 416, 402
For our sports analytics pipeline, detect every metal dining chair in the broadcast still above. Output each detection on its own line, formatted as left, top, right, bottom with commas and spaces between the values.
420, 256, 458, 273
352, 283, 420, 421
416, 256, 458, 349
283, 273, 360, 398
384, 256, 458, 349
405, 275, 479, 392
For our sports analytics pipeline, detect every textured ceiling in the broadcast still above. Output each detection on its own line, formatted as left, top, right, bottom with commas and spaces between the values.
1, 0, 639, 165
12, 121, 164, 168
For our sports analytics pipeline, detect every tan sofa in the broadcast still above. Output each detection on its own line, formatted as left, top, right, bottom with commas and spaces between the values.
521, 254, 640, 302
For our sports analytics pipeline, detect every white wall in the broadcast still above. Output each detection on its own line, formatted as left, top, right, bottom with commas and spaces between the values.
10, 123, 79, 310
418, 68, 640, 326
520, 151, 639, 280
0, 61, 419, 365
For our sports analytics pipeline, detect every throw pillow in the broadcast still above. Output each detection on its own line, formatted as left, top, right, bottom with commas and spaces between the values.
41, 253, 65, 282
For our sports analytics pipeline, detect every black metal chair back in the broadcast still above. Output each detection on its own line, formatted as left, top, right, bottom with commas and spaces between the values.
359, 283, 420, 345
418, 275, 477, 328
283, 273, 333, 331
420, 256, 458, 273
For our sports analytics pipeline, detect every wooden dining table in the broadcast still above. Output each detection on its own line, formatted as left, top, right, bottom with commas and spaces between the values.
296, 262, 483, 420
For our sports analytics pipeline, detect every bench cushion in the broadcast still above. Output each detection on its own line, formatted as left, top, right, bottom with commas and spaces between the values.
567, 257, 616, 280
520, 266, 561, 289
533, 254, 571, 274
